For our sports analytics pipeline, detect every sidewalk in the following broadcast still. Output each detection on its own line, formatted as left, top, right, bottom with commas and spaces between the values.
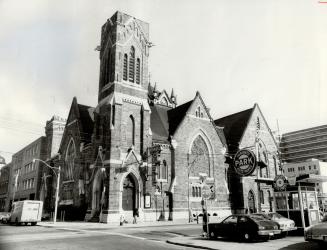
38, 219, 200, 230
167, 236, 309, 250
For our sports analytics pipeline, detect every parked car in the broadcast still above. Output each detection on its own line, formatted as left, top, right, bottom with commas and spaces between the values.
254, 212, 297, 236
304, 215, 327, 247
204, 214, 281, 242
0, 212, 11, 223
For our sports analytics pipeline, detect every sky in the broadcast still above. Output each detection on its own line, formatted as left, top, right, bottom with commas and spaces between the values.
0, 0, 327, 164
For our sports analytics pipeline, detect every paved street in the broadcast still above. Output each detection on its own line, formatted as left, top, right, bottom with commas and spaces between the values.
0, 222, 323, 250
0, 223, 200, 250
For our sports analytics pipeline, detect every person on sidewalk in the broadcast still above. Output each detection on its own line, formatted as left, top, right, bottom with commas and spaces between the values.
202, 209, 208, 236
133, 208, 139, 224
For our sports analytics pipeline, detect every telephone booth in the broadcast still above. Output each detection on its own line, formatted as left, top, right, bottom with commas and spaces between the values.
274, 174, 327, 229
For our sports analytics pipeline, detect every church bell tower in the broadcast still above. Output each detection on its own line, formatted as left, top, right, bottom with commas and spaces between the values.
92, 12, 152, 223
98, 11, 150, 101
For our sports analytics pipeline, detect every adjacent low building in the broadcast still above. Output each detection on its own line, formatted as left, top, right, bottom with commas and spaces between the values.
282, 159, 327, 210
7, 116, 66, 209
0, 162, 11, 211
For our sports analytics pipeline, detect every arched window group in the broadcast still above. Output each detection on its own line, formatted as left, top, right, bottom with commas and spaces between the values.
123, 46, 141, 84
192, 186, 202, 197
102, 49, 114, 86
195, 106, 204, 118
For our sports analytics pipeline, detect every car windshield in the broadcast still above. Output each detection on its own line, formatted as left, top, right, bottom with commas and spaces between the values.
249, 215, 268, 222
269, 213, 284, 220
255, 213, 270, 219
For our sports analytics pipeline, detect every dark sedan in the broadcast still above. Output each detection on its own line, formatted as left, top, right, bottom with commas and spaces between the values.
204, 214, 281, 242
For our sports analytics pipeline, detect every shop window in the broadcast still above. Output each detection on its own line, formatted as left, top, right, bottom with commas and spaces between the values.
276, 193, 287, 210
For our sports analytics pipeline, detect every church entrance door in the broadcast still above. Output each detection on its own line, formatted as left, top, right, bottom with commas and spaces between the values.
122, 174, 135, 211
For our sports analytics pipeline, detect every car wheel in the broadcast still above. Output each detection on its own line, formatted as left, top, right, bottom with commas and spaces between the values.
209, 231, 217, 239
243, 232, 252, 242
31, 222, 37, 226
281, 232, 287, 238
318, 242, 327, 249
15, 218, 20, 226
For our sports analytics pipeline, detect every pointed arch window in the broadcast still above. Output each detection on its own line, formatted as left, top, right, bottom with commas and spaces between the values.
136, 58, 140, 84
190, 135, 210, 177
65, 139, 76, 181
123, 54, 128, 81
127, 115, 135, 146
129, 47, 135, 82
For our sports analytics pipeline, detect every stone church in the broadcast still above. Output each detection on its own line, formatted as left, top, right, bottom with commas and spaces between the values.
45, 11, 279, 223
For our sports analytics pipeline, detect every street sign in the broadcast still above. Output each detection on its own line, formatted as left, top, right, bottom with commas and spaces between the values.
273, 175, 288, 191
233, 149, 257, 176
202, 185, 211, 199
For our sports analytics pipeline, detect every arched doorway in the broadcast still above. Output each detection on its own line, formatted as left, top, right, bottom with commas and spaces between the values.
248, 190, 256, 213
122, 174, 136, 211
92, 170, 104, 215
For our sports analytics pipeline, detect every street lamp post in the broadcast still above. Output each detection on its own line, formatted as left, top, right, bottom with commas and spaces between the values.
33, 158, 60, 224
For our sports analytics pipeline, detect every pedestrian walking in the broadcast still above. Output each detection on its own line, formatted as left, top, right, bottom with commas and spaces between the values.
133, 208, 139, 224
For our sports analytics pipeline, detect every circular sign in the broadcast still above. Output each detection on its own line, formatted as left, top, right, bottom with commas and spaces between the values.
233, 149, 257, 176
202, 185, 211, 199
274, 175, 288, 191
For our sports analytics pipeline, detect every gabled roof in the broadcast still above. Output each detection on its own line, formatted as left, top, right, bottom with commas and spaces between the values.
214, 107, 254, 152
77, 104, 94, 143
60, 97, 94, 151
150, 104, 170, 143
167, 100, 193, 136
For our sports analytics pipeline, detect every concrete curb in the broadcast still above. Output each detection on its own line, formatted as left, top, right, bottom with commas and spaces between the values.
38, 221, 200, 230
166, 237, 218, 250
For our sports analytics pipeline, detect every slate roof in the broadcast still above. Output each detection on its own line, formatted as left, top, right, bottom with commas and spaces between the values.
214, 107, 254, 153
167, 100, 192, 136
149, 99, 193, 143
78, 104, 94, 143
150, 105, 170, 143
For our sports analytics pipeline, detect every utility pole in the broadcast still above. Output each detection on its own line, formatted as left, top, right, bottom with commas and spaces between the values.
33, 159, 60, 224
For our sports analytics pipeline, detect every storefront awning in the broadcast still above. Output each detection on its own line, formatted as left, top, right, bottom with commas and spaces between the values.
255, 177, 274, 184
296, 174, 327, 183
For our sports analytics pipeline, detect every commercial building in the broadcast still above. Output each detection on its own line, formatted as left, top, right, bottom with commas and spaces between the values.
280, 124, 327, 163
282, 159, 327, 210
0, 162, 11, 211
7, 116, 66, 209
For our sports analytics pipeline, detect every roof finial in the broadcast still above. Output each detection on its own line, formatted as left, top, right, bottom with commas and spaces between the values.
171, 88, 175, 99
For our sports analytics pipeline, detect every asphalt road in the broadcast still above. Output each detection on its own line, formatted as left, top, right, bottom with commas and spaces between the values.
0, 223, 201, 250
0, 223, 324, 250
